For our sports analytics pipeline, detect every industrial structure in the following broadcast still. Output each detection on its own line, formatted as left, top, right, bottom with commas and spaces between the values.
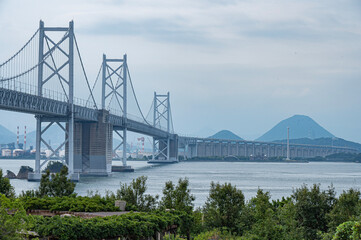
0, 21, 357, 180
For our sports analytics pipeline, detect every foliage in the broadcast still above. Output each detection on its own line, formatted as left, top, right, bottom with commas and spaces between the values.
20, 195, 120, 212
43, 161, 64, 173
31, 210, 184, 240
328, 189, 361, 230
292, 184, 336, 240
203, 181, 245, 233
116, 176, 158, 211
160, 178, 195, 213
164, 234, 186, 240
241, 189, 283, 240
194, 229, 242, 240
0, 194, 29, 240
0, 168, 15, 198
332, 221, 361, 240
38, 165, 76, 197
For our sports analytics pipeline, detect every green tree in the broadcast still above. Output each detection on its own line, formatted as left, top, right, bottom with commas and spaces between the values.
0, 194, 28, 240
242, 189, 283, 240
38, 166, 76, 197
160, 178, 195, 213
116, 176, 158, 211
275, 197, 303, 240
328, 189, 361, 231
203, 181, 245, 233
332, 221, 361, 240
0, 168, 15, 198
292, 184, 336, 240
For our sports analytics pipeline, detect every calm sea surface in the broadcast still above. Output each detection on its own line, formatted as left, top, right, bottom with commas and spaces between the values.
1, 159, 361, 207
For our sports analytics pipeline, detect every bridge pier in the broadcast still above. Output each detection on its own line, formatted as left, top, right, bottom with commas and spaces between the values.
67, 111, 113, 176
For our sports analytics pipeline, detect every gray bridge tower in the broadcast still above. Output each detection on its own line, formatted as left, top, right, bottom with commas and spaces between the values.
149, 92, 178, 163
101, 54, 129, 168
29, 20, 78, 181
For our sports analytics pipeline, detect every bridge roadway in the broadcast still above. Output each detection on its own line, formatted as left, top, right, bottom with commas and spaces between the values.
1, 86, 358, 162
178, 137, 358, 159
0, 87, 172, 139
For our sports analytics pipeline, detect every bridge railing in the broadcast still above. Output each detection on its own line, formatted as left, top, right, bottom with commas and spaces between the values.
0, 81, 96, 109
108, 107, 174, 134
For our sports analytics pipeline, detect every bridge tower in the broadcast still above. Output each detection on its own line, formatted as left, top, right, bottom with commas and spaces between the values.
149, 92, 178, 163
29, 20, 78, 181
101, 54, 129, 167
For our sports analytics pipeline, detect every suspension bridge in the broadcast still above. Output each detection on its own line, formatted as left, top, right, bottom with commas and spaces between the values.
0, 21, 357, 181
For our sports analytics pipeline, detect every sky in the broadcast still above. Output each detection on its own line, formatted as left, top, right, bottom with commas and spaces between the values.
0, 0, 361, 142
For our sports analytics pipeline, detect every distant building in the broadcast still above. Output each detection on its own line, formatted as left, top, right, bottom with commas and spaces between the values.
59, 150, 65, 158
1, 149, 12, 157
13, 149, 24, 157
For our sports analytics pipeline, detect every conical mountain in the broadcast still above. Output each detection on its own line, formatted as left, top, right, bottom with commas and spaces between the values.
208, 130, 243, 140
256, 115, 334, 142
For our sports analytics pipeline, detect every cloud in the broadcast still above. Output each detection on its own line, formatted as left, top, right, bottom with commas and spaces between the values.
81, 18, 213, 45
0, 0, 361, 142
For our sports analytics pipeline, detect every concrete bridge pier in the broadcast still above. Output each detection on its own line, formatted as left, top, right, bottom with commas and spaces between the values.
67, 110, 113, 177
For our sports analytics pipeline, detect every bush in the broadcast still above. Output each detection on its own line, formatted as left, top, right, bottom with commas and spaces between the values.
32, 211, 185, 239
20, 195, 120, 212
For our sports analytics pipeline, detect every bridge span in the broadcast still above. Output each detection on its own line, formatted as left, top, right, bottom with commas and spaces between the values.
178, 137, 358, 159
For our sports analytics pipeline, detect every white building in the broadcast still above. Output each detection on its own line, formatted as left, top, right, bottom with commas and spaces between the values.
1, 149, 12, 157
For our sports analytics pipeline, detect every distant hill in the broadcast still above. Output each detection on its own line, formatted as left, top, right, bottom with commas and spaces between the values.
257, 115, 334, 142
208, 130, 243, 140
21, 125, 66, 149
274, 137, 361, 152
0, 124, 16, 144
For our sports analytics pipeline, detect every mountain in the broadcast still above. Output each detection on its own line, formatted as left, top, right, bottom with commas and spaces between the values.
0, 124, 16, 144
208, 130, 243, 140
21, 125, 66, 149
257, 115, 334, 142
274, 137, 361, 152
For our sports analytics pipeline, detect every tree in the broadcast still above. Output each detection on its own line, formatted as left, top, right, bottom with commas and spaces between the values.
242, 189, 283, 240
43, 161, 64, 173
38, 165, 76, 197
160, 178, 195, 213
332, 221, 361, 240
292, 184, 336, 240
116, 176, 158, 211
0, 168, 15, 198
328, 189, 361, 230
0, 195, 28, 240
203, 181, 245, 233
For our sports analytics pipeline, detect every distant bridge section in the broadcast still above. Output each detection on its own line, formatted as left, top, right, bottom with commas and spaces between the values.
178, 137, 358, 159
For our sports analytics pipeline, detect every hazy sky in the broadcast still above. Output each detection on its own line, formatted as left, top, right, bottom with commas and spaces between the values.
0, 0, 361, 142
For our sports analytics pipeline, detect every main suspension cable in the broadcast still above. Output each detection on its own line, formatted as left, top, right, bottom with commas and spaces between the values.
74, 34, 98, 109
126, 65, 151, 126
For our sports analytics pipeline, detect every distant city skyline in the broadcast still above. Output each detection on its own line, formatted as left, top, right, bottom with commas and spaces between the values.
0, 0, 360, 142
